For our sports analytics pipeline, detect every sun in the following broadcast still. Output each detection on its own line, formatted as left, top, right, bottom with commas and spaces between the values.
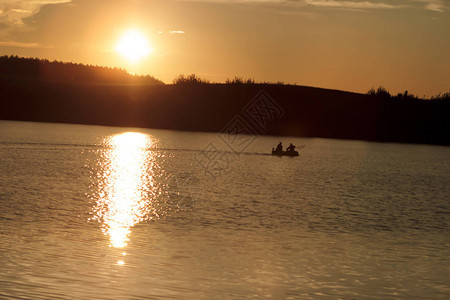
115, 29, 152, 63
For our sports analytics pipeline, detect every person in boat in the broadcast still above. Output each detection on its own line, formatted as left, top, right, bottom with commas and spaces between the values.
275, 142, 283, 152
286, 143, 296, 152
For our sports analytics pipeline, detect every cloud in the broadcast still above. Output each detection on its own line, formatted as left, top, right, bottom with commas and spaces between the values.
174, 0, 309, 7
0, 40, 52, 48
0, 0, 71, 25
415, 0, 445, 12
175, 0, 394, 9
181, 0, 447, 12
11, 9, 32, 14
304, 0, 400, 10
156, 30, 186, 35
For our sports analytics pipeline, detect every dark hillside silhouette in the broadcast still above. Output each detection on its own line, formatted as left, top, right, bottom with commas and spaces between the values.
1, 56, 449, 145
0, 55, 163, 85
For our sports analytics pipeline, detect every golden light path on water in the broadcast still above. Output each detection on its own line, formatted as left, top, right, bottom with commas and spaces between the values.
91, 132, 159, 250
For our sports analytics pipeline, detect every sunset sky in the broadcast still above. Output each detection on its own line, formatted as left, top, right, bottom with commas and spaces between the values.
0, 0, 448, 96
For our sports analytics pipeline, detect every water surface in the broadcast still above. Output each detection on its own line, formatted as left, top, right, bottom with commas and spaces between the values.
0, 120, 449, 299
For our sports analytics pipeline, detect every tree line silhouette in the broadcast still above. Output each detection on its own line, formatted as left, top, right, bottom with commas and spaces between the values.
0, 55, 163, 85
2, 56, 448, 101
1, 56, 449, 145
367, 86, 449, 102
172, 74, 288, 86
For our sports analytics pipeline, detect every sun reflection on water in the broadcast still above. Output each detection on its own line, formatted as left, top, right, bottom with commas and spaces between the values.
91, 132, 159, 248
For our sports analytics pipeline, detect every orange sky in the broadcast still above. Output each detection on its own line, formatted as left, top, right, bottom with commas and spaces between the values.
0, 0, 449, 96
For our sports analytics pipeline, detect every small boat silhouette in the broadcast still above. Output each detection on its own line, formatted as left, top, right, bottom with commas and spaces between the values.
271, 148, 299, 156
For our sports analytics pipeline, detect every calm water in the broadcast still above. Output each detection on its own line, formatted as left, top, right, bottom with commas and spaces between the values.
0, 120, 449, 299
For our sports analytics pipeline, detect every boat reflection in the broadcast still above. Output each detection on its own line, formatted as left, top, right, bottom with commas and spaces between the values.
91, 132, 158, 248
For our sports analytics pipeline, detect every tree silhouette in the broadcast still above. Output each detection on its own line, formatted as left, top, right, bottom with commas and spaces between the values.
172, 74, 209, 85
367, 86, 391, 99
0, 55, 163, 85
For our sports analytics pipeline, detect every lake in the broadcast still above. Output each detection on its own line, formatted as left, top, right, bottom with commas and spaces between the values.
0, 120, 449, 299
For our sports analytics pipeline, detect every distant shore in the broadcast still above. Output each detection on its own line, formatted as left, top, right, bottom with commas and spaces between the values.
1, 56, 449, 146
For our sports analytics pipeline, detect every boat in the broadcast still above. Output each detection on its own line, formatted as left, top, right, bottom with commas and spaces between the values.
272, 148, 299, 156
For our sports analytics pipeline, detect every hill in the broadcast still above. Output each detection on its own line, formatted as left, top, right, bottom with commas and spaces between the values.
1, 56, 449, 145
0, 55, 163, 85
